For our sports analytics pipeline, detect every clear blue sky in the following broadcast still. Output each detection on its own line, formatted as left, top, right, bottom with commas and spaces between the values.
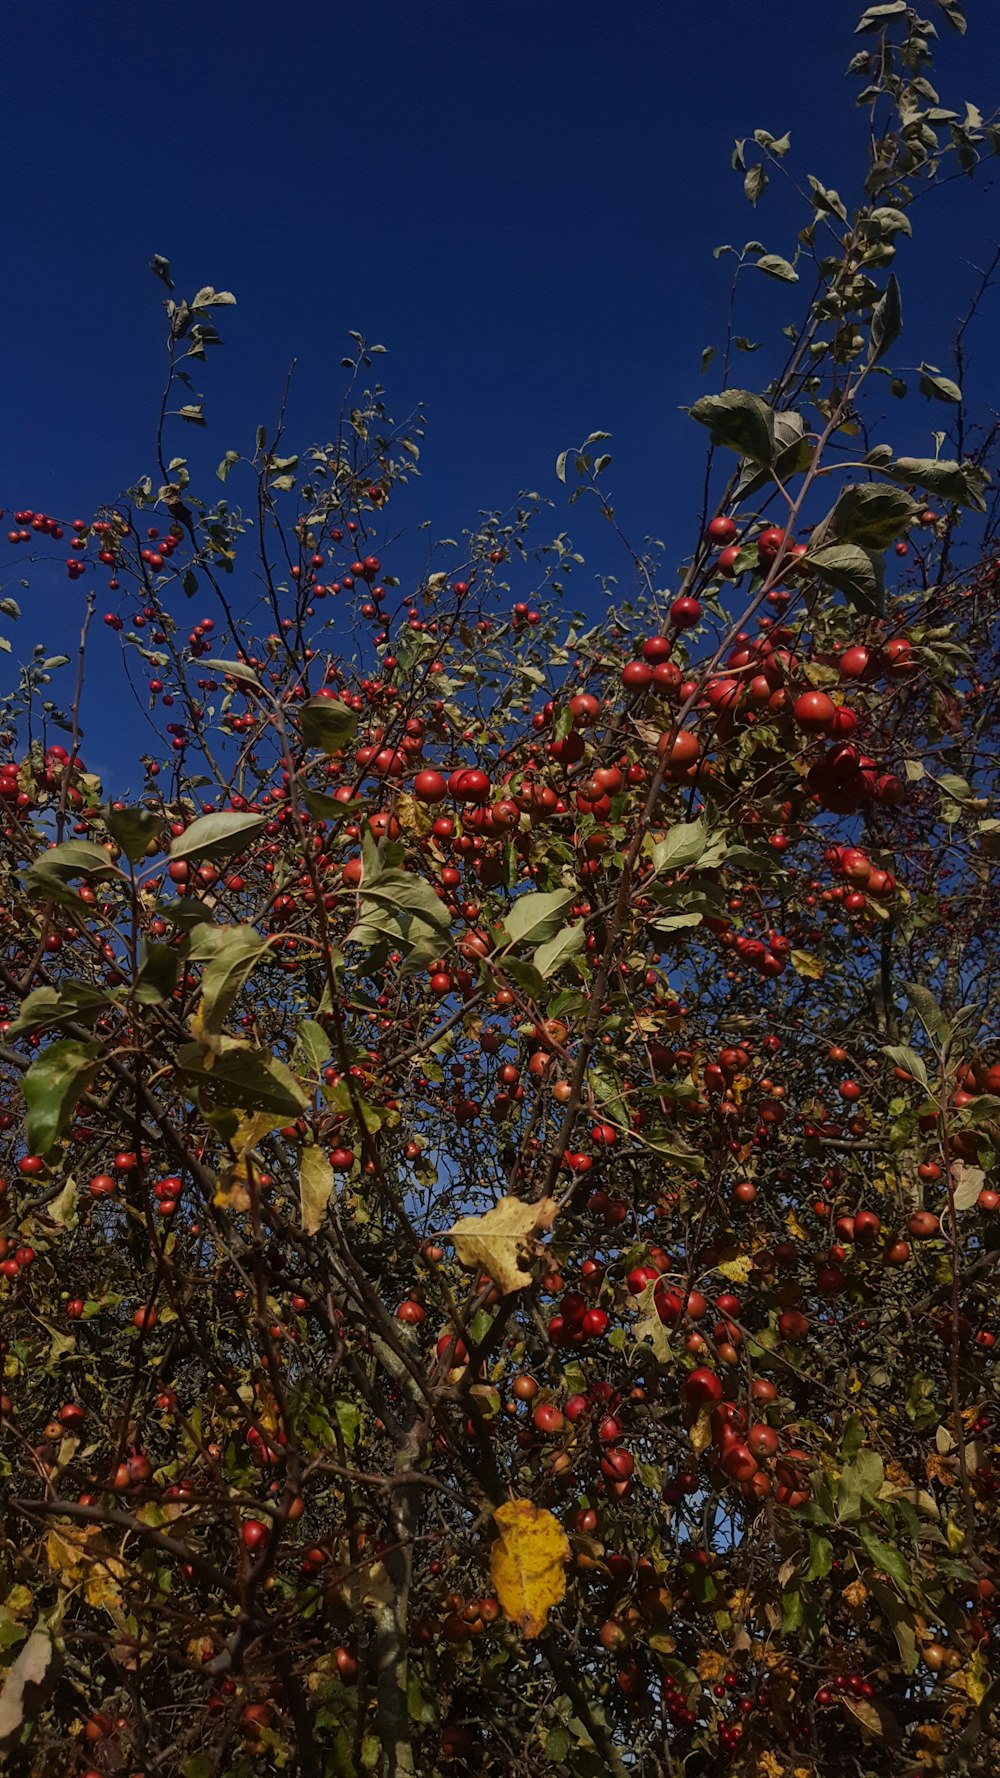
1, 1, 997, 774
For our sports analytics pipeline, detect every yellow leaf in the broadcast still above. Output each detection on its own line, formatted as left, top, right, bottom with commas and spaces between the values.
46, 1525, 87, 1582
756, 1754, 785, 1778
790, 949, 823, 980
46, 1177, 78, 1230
963, 1645, 989, 1707
213, 1174, 251, 1213
842, 1695, 884, 1739
491, 1499, 569, 1637
3, 1586, 32, 1617
448, 1196, 558, 1294
300, 1146, 335, 1236
717, 1254, 753, 1285
689, 1406, 713, 1456
697, 1649, 726, 1681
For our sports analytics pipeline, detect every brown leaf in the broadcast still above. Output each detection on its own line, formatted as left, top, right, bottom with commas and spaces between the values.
0, 1628, 52, 1742
447, 1195, 558, 1294
491, 1499, 569, 1637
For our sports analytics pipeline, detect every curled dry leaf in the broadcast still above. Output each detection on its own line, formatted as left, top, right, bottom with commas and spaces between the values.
0, 1628, 52, 1742
491, 1499, 570, 1637
447, 1194, 558, 1294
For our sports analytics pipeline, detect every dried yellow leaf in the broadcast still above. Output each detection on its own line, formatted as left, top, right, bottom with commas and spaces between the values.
689, 1406, 713, 1456
300, 1145, 335, 1236
448, 1196, 558, 1294
491, 1498, 569, 1637
717, 1254, 753, 1285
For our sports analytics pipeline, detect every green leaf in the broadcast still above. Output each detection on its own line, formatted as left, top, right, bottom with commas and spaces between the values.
107, 806, 161, 864
858, 1523, 911, 1594
335, 1398, 361, 1449
754, 128, 791, 156
200, 658, 261, 687
808, 543, 884, 617
808, 175, 848, 220
135, 943, 181, 1005
781, 1582, 803, 1632
348, 841, 451, 973
23, 1039, 103, 1154
905, 982, 950, 1043
884, 456, 990, 511
302, 789, 369, 822
883, 1044, 929, 1090
689, 389, 775, 467
293, 1018, 332, 1075
755, 253, 799, 282
856, 0, 907, 28
176, 1038, 309, 1118
934, 0, 966, 31
870, 207, 911, 237
503, 888, 575, 948
5, 982, 110, 1037
830, 482, 917, 548
838, 1449, 885, 1521
870, 273, 902, 362
299, 696, 359, 755
169, 811, 266, 865
197, 926, 267, 1033
807, 1532, 833, 1580
918, 363, 962, 404
650, 820, 707, 873
300, 1146, 335, 1236
499, 957, 548, 1001
533, 921, 586, 979
24, 840, 119, 904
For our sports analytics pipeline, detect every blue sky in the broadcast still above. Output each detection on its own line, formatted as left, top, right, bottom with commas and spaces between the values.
1, 1, 998, 776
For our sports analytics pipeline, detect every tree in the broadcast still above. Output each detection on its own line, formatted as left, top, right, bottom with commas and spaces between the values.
1, 6, 1000, 1776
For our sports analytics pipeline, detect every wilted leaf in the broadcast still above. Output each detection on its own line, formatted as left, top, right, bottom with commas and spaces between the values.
300, 1146, 335, 1236
447, 1196, 558, 1294
951, 1162, 986, 1212
718, 1255, 753, 1284
491, 1499, 570, 1637
870, 273, 902, 362
755, 253, 799, 282
0, 1627, 52, 1741
791, 950, 824, 980
45, 1178, 78, 1231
